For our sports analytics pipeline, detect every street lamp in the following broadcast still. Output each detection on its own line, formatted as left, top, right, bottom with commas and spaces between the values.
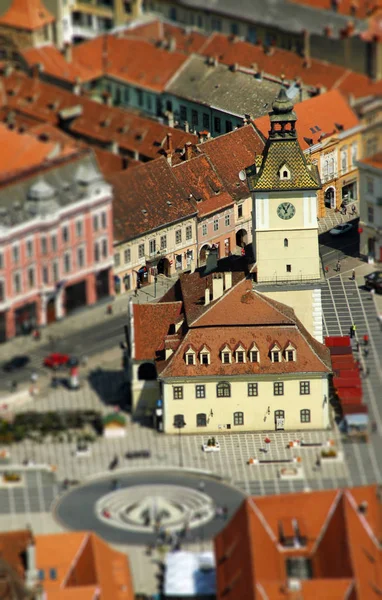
154, 275, 158, 298
173, 415, 186, 468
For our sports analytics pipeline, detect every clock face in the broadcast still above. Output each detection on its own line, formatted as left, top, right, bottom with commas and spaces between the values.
277, 202, 296, 220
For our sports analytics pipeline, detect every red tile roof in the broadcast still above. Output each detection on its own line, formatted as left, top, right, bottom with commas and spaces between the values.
0, 70, 197, 161
21, 45, 96, 84
127, 19, 209, 54
72, 35, 189, 92
0, 0, 55, 30
172, 154, 234, 217
108, 157, 197, 242
197, 125, 264, 200
159, 278, 330, 378
200, 32, 382, 99
254, 89, 359, 151
0, 122, 76, 177
358, 150, 382, 169
133, 302, 183, 359
215, 485, 382, 600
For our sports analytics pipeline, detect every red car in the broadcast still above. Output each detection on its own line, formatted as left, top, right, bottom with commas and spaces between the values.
43, 353, 70, 369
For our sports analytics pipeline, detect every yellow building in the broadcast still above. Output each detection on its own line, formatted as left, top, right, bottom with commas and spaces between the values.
127, 272, 331, 433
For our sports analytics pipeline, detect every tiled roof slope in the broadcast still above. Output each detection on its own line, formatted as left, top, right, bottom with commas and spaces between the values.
108, 157, 197, 242
72, 35, 188, 92
0, 0, 55, 31
0, 122, 76, 177
254, 89, 360, 150
214, 485, 382, 600
172, 154, 234, 217
133, 302, 183, 360
126, 19, 209, 54
159, 278, 330, 378
0, 71, 197, 161
197, 125, 264, 200
21, 45, 96, 84
200, 32, 382, 99
248, 138, 320, 191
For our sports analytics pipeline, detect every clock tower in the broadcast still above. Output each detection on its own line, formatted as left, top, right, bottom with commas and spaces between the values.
247, 87, 321, 283
246, 88, 323, 341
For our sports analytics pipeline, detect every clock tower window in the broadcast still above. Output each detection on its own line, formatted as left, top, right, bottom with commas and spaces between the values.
284, 238, 288, 247
286, 264, 292, 272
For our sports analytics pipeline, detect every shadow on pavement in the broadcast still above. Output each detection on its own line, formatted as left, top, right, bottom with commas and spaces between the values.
87, 368, 131, 410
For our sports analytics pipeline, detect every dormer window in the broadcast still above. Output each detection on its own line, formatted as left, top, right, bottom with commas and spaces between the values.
235, 344, 246, 363
284, 343, 296, 362
279, 164, 291, 180
185, 346, 196, 365
270, 343, 281, 363
220, 344, 232, 364
200, 345, 211, 365
249, 343, 259, 363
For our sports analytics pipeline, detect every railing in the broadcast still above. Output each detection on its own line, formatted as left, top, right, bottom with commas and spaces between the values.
256, 273, 322, 286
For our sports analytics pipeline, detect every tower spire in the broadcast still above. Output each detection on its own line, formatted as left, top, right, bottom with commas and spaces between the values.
269, 86, 297, 140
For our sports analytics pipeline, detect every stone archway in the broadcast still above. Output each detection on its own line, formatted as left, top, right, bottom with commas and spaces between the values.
199, 244, 210, 265
324, 186, 336, 209
236, 229, 248, 248
157, 257, 170, 277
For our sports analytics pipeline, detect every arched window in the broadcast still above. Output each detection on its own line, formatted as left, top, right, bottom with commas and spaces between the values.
138, 362, 157, 380
283, 170, 288, 178
217, 382, 231, 397
196, 413, 207, 427
300, 409, 311, 423
284, 238, 288, 247
233, 411, 244, 426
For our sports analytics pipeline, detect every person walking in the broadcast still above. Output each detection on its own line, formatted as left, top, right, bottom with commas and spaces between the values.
336, 260, 341, 272
350, 324, 356, 339
351, 269, 355, 281
364, 347, 369, 358
363, 334, 369, 347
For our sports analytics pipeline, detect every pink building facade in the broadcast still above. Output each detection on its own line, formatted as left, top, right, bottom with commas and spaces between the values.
0, 151, 114, 343
198, 205, 236, 264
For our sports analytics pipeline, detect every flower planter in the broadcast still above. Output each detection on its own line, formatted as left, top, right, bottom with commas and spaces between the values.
321, 450, 344, 463
289, 440, 301, 448
247, 457, 259, 466
279, 466, 304, 480
1, 472, 23, 487
202, 442, 220, 453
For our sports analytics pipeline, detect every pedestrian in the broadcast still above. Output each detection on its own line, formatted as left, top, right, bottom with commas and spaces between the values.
364, 347, 369, 358
222, 506, 228, 520
198, 481, 205, 492
363, 334, 369, 347
379, 315, 382, 331
343, 205, 347, 215
336, 260, 341, 272
351, 269, 355, 281
350, 324, 356, 339
134, 288, 138, 297
11, 380, 17, 393
31, 372, 38, 383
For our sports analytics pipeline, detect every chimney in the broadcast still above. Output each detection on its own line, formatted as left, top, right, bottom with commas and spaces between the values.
25, 540, 38, 589
212, 273, 224, 300
64, 42, 72, 63
166, 132, 173, 154
184, 120, 189, 133
224, 271, 232, 290
185, 141, 192, 161
168, 36, 176, 52
165, 150, 172, 166
31, 63, 41, 79
205, 287, 210, 306
73, 76, 82, 96
166, 110, 174, 128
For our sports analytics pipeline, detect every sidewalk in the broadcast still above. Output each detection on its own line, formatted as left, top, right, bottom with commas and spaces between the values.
327, 257, 382, 316
0, 275, 176, 359
318, 205, 357, 235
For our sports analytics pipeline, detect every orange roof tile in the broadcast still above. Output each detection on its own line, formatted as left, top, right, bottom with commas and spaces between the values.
200, 32, 381, 99
254, 89, 359, 151
172, 154, 234, 217
133, 302, 183, 359
72, 35, 188, 92
127, 19, 209, 54
0, 0, 55, 30
0, 122, 76, 177
215, 485, 382, 600
359, 150, 382, 169
21, 45, 96, 84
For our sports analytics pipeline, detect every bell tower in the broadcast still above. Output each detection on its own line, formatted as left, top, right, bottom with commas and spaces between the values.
246, 88, 323, 341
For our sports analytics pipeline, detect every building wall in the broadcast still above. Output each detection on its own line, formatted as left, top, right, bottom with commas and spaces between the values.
358, 162, 382, 263
113, 216, 197, 293
0, 186, 113, 341
198, 206, 235, 262
102, 77, 159, 119
161, 374, 330, 434
253, 190, 320, 283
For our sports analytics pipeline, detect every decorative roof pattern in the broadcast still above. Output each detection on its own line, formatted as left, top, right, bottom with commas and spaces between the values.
247, 138, 320, 191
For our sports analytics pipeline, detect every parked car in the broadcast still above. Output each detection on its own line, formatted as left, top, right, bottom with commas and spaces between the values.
329, 223, 353, 236
364, 271, 382, 294
43, 353, 70, 369
3, 356, 30, 372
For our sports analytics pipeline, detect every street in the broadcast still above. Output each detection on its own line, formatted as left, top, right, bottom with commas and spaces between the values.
319, 217, 359, 271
